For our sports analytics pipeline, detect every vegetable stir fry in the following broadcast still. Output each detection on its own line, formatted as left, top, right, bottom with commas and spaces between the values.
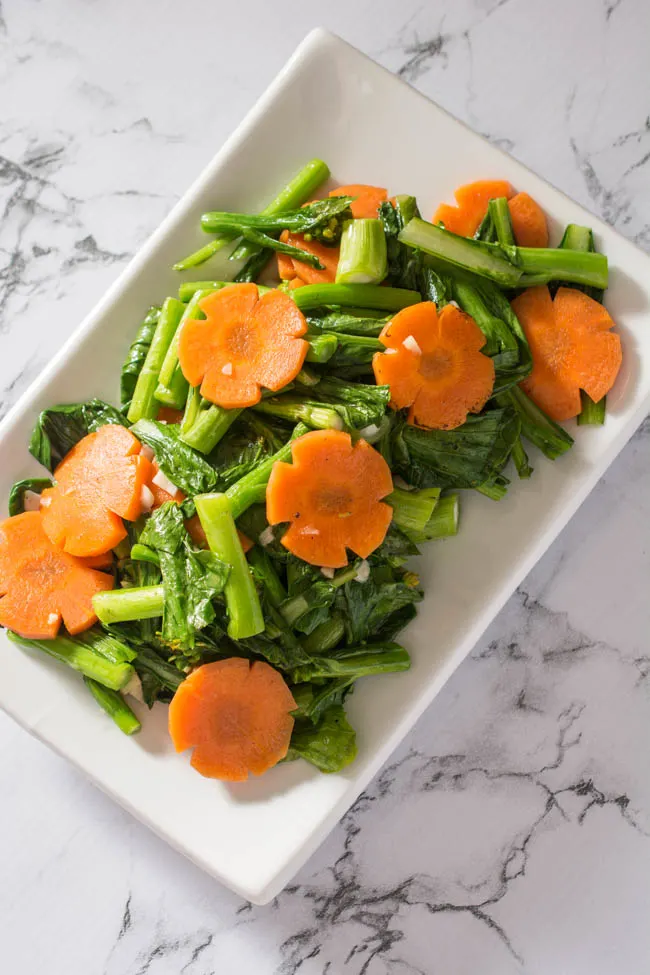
1, 162, 622, 781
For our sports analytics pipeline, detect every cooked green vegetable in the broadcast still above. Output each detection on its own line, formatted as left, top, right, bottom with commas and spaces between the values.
7, 629, 135, 691
131, 418, 218, 496
127, 297, 185, 423
120, 306, 160, 409
8, 477, 53, 516
336, 218, 388, 285
84, 677, 141, 735
29, 399, 127, 471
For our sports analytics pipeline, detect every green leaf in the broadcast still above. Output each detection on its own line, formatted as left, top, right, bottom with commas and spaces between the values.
392, 407, 521, 490
290, 679, 354, 724
29, 399, 128, 471
8, 477, 53, 516
286, 705, 357, 773
131, 419, 218, 497
120, 306, 160, 409
339, 569, 423, 644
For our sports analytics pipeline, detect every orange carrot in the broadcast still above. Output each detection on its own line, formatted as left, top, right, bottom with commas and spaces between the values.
0, 511, 113, 638
40, 425, 150, 558
508, 192, 549, 247
276, 236, 297, 281
282, 231, 339, 285
178, 283, 308, 410
266, 429, 393, 568
81, 551, 114, 570
373, 302, 495, 430
433, 180, 514, 237
329, 184, 388, 219
168, 658, 296, 780
156, 406, 184, 424
513, 285, 622, 421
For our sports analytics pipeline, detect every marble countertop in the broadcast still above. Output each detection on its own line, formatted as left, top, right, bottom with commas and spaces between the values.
1, 0, 650, 971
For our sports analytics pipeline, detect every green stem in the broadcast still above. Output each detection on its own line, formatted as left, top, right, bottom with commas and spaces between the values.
488, 197, 515, 247
233, 248, 273, 282
84, 678, 141, 735
499, 387, 573, 460
180, 403, 243, 455
225, 422, 308, 520
399, 217, 522, 287
93, 586, 165, 625
476, 477, 508, 501
246, 546, 287, 609
172, 235, 238, 272
291, 642, 410, 681
177, 280, 272, 303
7, 630, 134, 691
130, 543, 160, 566
155, 290, 210, 409
230, 159, 330, 262
301, 615, 345, 654
280, 564, 358, 628
513, 246, 608, 290
195, 493, 264, 639
127, 297, 185, 423
421, 493, 459, 539
336, 218, 388, 284
577, 390, 606, 426
252, 398, 343, 431
511, 438, 533, 479
292, 283, 421, 313
387, 486, 441, 536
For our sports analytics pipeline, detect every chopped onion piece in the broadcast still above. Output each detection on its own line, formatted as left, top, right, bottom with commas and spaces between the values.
359, 423, 380, 440
23, 490, 42, 512
140, 484, 154, 512
354, 559, 370, 583
259, 525, 275, 547
384, 347, 398, 356
392, 475, 411, 491
152, 468, 180, 497
123, 672, 144, 703
47, 612, 59, 625
141, 445, 155, 462
320, 567, 335, 580
40, 495, 52, 508
221, 362, 233, 376
403, 334, 422, 355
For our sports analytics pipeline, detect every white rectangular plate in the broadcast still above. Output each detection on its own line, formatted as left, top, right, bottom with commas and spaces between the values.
1, 30, 649, 905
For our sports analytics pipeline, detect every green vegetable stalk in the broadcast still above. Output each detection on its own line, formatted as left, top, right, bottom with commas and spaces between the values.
336, 218, 388, 285
7, 630, 135, 691
84, 677, 141, 735
155, 289, 212, 410
93, 585, 166, 625
127, 297, 185, 423
173, 158, 331, 271
293, 283, 421, 313
120, 306, 160, 409
195, 493, 264, 640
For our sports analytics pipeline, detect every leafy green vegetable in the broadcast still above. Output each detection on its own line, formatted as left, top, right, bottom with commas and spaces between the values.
139, 502, 230, 653
201, 196, 354, 236
120, 306, 160, 410
338, 568, 423, 643
7, 629, 135, 690
291, 642, 411, 682
392, 407, 521, 490
84, 677, 141, 735
29, 399, 127, 471
130, 418, 218, 497
133, 645, 185, 706
286, 705, 357, 773
8, 477, 53, 516
291, 679, 353, 724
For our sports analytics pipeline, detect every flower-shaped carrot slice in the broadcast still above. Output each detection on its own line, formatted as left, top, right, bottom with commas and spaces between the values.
40, 424, 150, 558
266, 429, 393, 568
433, 180, 514, 237
513, 285, 622, 421
373, 302, 495, 430
508, 192, 548, 247
329, 184, 388, 219
0, 511, 113, 638
168, 658, 296, 781
178, 283, 308, 410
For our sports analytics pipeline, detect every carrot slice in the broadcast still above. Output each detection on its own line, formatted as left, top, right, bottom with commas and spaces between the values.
0, 511, 113, 638
156, 406, 184, 424
266, 429, 393, 568
373, 302, 495, 430
168, 658, 296, 780
433, 180, 514, 237
329, 184, 388, 219
148, 460, 184, 508
276, 241, 297, 282
513, 285, 622, 421
81, 551, 114, 570
178, 283, 308, 410
40, 425, 149, 558
283, 231, 339, 285
508, 192, 549, 247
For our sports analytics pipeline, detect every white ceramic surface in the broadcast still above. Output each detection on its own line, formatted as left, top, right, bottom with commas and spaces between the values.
0, 26, 649, 908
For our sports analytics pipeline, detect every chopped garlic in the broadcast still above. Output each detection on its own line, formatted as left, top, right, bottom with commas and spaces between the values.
259, 525, 275, 547
392, 475, 410, 491
359, 423, 380, 440
384, 347, 398, 355
123, 672, 144, 703
140, 484, 154, 512
23, 490, 42, 512
152, 468, 180, 497
320, 567, 335, 579
300, 526, 320, 536
221, 362, 233, 376
47, 612, 59, 625
354, 560, 370, 583
141, 445, 155, 463
40, 495, 52, 508
448, 300, 460, 308
402, 334, 422, 355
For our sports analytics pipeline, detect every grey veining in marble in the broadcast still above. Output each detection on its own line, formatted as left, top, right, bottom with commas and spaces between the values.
1, 0, 650, 972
